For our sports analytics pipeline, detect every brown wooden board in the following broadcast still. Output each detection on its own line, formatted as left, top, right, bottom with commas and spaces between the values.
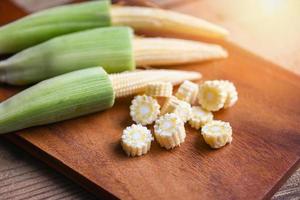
0, 1, 300, 200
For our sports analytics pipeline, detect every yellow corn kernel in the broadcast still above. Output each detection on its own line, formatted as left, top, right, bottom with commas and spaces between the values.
201, 120, 232, 149
175, 80, 199, 104
154, 113, 186, 150
130, 95, 160, 125
121, 124, 153, 157
145, 82, 173, 97
188, 106, 213, 130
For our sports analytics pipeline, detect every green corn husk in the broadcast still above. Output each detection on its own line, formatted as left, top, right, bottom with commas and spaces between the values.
0, 27, 134, 85
0, 0, 111, 54
0, 67, 114, 135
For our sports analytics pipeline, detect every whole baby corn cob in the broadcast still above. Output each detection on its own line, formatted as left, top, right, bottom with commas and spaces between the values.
0, 1, 111, 54
0, 1, 228, 54
0, 67, 115, 135
0, 27, 223, 85
0, 27, 134, 85
0, 68, 201, 134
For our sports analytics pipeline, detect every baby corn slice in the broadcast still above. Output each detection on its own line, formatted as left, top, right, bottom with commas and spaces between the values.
111, 5, 229, 39
198, 80, 227, 111
133, 38, 227, 67
161, 96, 192, 123
0, 1, 111, 54
121, 124, 153, 157
220, 80, 238, 108
0, 68, 201, 135
201, 120, 232, 149
188, 106, 213, 130
154, 113, 186, 150
110, 69, 201, 98
130, 95, 160, 125
175, 80, 199, 104
145, 82, 173, 97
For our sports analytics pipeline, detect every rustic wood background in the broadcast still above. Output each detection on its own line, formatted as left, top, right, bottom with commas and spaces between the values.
0, 0, 299, 199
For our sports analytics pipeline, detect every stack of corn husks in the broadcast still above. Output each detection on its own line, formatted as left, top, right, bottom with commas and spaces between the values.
0, 0, 229, 134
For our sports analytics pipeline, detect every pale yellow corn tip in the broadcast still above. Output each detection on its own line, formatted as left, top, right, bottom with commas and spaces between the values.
198, 80, 227, 111
130, 95, 160, 125
154, 113, 186, 150
188, 106, 213, 130
201, 120, 232, 149
175, 80, 199, 104
145, 82, 173, 97
121, 124, 153, 157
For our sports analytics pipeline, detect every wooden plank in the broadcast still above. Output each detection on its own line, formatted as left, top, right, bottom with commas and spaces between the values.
1, 39, 300, 199
0, 139, 97, 200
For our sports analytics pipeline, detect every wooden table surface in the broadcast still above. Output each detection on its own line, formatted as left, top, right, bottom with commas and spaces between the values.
0, 0, 299, 199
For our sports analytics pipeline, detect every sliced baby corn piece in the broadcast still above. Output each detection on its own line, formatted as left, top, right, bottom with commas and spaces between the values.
220, 80, 238, 108
121, 124, 153, 157
160, 96, 192, 123
161, 96, 192, 123
188, 106, 213, 130
154, 113, 186, 150
110, 69, 201, 98
198, 80, 227, 111
130, 95, 160, 125
175, 80, 199, 104
145, 82, 173, 97
133, 37, 228, 67
201, 120, 232, 149
111, 6, 229, 39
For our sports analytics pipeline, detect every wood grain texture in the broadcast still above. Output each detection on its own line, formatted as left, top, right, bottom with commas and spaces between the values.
0, 139, 97, 200
0, 0, 300, 199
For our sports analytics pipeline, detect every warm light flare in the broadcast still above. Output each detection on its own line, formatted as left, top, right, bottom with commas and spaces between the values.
261, 0, 285, 15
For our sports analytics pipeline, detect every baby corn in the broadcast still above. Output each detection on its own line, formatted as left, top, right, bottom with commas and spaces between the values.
0, 1, 228, 54
0, 29, 222, 85
0, 27, 134, 85
0, 68, 201, 134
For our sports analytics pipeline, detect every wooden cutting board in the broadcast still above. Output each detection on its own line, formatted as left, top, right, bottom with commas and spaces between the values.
1, 1, 300, 200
